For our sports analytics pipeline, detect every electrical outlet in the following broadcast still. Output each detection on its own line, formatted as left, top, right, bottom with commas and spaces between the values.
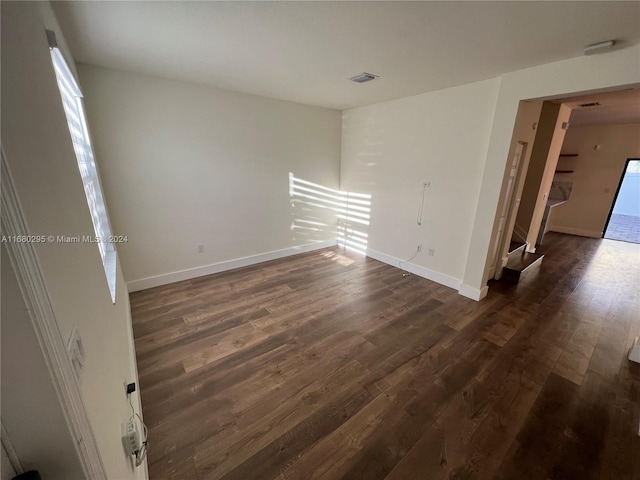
423, 181, 431, 188
428, 248, 435, 256
198, 244, 205, 253
417, 245, 422, 252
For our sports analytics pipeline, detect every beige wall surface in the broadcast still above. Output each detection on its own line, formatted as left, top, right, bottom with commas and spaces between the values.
340, 78, 501, 287
549, 123, 640, 236
78, 65, 342, 285
1, 3, 145, 479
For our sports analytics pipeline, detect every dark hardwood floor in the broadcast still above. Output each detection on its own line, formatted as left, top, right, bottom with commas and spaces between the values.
130, 232, 640, 480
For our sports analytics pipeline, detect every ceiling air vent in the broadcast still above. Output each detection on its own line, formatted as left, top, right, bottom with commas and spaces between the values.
584, 40, 615, 55
350, 72, 378, 83
579, 102, 601, 108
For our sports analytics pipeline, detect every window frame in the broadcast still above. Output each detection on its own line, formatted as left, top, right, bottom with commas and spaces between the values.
49, 34, 117, 303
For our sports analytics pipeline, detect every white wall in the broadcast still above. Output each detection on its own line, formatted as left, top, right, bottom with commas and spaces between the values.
550, 123, 640, 236
77, 65, 342, 289
340, 78, 501, 292
463, 44, 640, 297
1, 246, 85, 480
1, 3, 145, 479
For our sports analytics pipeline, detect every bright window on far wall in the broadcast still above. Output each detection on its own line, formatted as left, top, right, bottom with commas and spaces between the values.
48, 30, 117, 303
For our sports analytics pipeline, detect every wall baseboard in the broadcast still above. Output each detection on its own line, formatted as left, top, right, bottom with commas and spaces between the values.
129, 241, 490, 302
458, 284, 489, 301
127, 239, 338, 292
366, 249, 486, 301
365, 248, 462, 292
548, 225, 602, 239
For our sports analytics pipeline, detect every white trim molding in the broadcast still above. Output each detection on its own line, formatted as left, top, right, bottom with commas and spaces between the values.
127, 239, 338, 292
458, 284, 489, 301
365, 248, 489, 301
1, 150, 107, 479
548, 225, 602, 238
1, 422, 23, 475
365, 248, 462, 291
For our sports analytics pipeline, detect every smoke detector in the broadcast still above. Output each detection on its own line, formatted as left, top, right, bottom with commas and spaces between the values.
350, 72, 379, 83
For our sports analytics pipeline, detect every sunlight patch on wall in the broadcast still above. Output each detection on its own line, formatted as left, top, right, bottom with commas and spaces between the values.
289, 173, 371, 254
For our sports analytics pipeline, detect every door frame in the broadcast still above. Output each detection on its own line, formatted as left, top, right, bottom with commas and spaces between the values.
603, 158, 640, 238
1, 149, 107, 479
1, 422, 22, 476
489, 141, 528, 279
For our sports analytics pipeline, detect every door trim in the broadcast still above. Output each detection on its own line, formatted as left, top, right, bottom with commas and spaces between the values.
490, 141, 527, 279
1, 149, 107, 479
603, 158, 639, 238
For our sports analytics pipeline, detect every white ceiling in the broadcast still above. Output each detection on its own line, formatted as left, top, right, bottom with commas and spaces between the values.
52, 1, 640, 110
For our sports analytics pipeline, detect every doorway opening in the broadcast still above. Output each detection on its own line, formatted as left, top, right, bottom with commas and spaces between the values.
604, 158, 640, 244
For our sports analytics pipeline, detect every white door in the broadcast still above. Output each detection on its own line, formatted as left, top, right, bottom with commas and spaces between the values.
489, 142, 524, 279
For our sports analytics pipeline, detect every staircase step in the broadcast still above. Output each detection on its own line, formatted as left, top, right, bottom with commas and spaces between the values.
507, 242, 527, 263
502, 252, 544, 283
509, 241, 526, 253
